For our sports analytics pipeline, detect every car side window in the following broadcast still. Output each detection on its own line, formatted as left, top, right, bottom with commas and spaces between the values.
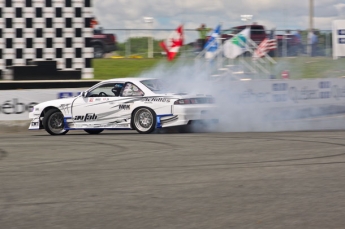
88, 83, 118, 97
121, 83, 144, 97
112, 83, 124, 96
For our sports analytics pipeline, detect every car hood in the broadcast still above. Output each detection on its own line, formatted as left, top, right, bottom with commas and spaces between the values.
35, 97, 77, 109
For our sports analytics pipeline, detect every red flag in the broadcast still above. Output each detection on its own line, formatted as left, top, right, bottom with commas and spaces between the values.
253, 38, 277, 59
160, 25, 183, 61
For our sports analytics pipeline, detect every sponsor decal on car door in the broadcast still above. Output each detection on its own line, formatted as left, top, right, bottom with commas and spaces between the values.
71, 82, 133, 128
72, 96, 133, 128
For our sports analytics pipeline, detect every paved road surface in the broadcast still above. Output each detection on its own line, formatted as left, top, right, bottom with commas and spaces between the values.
1, 130, 345, 229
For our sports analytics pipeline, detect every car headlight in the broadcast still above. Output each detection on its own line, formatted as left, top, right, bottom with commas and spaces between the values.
31, 106, 39, 112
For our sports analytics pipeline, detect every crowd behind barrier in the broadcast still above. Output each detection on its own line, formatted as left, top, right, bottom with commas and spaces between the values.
101, 28, 334, 58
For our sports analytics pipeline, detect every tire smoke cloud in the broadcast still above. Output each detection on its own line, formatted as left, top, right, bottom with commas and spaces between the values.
137, 58, 345, 132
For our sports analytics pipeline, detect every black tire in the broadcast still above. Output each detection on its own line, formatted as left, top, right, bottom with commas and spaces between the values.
93, 44, 105, 58
84, 129, 104, 134
43, 109, 69, 136
132, 107, 156, 134
175, 125, 193, 133
177, 120, 218, 133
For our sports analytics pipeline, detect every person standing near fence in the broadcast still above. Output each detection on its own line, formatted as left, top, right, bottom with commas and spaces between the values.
294, 30, 304, 55
307, 29, 317, 56
196, 24, 212, 51
311, 30, 318, 56
284, 30, 292, 56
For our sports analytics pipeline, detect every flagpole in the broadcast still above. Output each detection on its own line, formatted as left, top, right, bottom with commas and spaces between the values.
309, 0, 314, 30
143, 17, 154, 58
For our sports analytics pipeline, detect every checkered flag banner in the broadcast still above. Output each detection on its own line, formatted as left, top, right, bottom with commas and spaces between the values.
0, 0, 94, 79
252, 38, 277, 60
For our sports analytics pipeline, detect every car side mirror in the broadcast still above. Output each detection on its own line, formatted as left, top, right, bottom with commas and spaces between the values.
81, 91, 88, 97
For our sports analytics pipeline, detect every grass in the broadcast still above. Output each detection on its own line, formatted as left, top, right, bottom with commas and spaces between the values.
272, 57, 345, 79
91, 57, 345, 80
93, 58, 165, 80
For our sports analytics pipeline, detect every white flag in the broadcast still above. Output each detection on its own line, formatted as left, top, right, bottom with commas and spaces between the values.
223, 28, 250, 59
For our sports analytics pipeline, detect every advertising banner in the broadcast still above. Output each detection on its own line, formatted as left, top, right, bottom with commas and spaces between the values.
0, 88, 85, 120
214, 78, 345, 125
332, 20, 345, 59
218, 78, 345, 107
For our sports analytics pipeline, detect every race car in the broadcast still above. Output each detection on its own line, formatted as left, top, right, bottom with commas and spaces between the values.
28, 78, 217, 135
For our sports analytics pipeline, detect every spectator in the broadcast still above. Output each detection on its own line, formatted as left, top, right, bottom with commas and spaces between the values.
307, 29, 313, 56
196, 24, 212, 51
311, 30, 318, 56
284, 30, 291, 56
294, 30, 304, 55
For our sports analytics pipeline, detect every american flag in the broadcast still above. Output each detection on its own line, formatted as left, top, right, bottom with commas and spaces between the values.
253, 38, 277, 59
253, 29, 277, 59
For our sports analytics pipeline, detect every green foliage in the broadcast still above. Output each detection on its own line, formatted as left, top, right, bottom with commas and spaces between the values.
272, 57, 345, 79
92, 57, 345, 80
93, 58, 164, 79
116, 37, 164, 57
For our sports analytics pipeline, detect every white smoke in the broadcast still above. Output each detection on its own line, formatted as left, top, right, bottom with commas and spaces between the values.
135, 57, 345, 132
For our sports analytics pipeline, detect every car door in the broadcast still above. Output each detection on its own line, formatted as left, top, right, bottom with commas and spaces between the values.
115, 82, 145, 122
71, 82, 129, 128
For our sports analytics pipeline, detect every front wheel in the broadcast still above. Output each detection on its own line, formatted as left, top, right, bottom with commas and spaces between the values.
132, 108, 156, 134
84, 129, 104, 134
43, 109, 69, 136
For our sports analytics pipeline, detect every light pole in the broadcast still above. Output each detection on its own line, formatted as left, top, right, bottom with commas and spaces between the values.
240, 15, 253, 23
309, 0, 314, 30
240, 15, 253, 72
143, 17, 154, 58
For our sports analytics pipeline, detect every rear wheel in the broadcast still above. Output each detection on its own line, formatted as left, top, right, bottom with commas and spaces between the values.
43, 109, 69, 136
132, 108, 156, 134
84, 129, 104, 134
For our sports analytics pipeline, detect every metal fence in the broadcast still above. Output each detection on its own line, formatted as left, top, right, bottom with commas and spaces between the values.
101, 29, 198, 58
100, 28, 333, 58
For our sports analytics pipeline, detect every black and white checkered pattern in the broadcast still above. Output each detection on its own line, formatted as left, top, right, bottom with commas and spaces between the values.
0, 0, 93, 79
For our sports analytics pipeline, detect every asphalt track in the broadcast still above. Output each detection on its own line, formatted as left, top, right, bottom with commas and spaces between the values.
1, 130, 345, 229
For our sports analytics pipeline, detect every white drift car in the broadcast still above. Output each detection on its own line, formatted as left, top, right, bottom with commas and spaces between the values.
29, 78, 217, 135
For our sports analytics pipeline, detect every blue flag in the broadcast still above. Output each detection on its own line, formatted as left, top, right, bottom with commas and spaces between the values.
204, 24, 221, 58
